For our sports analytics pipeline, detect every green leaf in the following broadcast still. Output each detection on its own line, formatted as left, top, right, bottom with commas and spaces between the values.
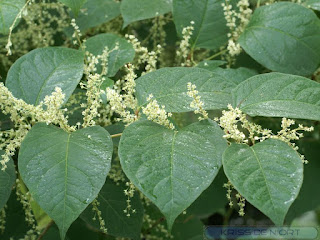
196, 60, 226, 71
0, 152, 15, 210
81, 179, 144, 239
223, 139, 303, 225
85, 33, 135, 77
119, 119, 227, 229
121, 0, 172, 28
71, 0, 120, 33
136, 67, 237, 112
58, 0, 87, 16
232, 72, 320, 121
6, 47, 84, 105
173, 0, 229, 50
238, 2, 320, 76
0, 0, 25, 35
18, 123, 113, 239
303, 0, 320, 11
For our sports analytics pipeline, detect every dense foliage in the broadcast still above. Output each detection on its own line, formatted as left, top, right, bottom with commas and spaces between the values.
0, 0, 320, 239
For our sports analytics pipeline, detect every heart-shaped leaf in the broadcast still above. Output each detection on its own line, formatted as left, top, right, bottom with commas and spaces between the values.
136, 67, 237, 112
0, 152, 15, 210
238, 2, 320, 76
18, 123, 113, 239
119, 119, 227, 229
223, 139, 303, 225
232, 72, 320, 121
6, 47, 84, 105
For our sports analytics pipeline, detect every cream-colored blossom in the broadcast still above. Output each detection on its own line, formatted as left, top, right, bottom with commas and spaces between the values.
176, 21, 195, 66
187, 82, 208, 120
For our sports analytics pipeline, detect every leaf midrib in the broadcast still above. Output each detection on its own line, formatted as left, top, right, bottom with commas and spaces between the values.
62, 134, 71, 234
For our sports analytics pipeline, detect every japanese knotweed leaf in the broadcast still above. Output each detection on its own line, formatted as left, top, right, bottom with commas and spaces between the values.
6, 47, 84, 105
173, 0, 230, 50
85, 33, 135, 77
0, 151, 15, 210
18, 123, 113, 240
136, 67, 237, 112
232, 72, 320, 121
238, 2, 320, 76
70, 0, 120, 33
58, 0, 87, 16
0, 0, 24, 34
121, 0, 172, 28
81, 179, 143, 239
118, 119, 228, 229
304, 0, 320, 11
223, 139, 303, 225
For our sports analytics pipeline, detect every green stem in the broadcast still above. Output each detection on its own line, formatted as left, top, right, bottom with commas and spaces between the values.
205, 49, 227, 60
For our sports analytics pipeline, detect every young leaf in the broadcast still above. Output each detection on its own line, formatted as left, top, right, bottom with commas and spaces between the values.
223, 139, 303, 225
81, 179, 144, 239
58, 0, 87, 16
173, 0, 229, 50
70, 0, 120, 33
118, 119, 227, 229
0, 152, 15, 210
85, 33, 135, 77
6, 47, 84, 105
232, 72, 320, 121
0, 0, 25, 34
136, 67, 237, 112
18, 123, 113, 240
238, 2, 320, 76
121, 0, 172, 28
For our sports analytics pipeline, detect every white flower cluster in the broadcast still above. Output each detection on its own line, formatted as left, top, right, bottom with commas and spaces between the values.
0, 83, 74, 170
224, 181, 246, 216
176, 21, 195, 66
142, 94, 175, 130
91, 199, 107, 233
126, 34, 160, 73
123, 182, 136, 217
71, 18, 82, 46
186, 82, 208, 120
222, 0, 252, 57
106, 64, 138, 125
0, 205, 6, 234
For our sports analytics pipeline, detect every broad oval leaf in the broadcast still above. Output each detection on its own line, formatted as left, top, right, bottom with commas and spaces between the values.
71, 0, 120, 33
85, 33, 135, 77
173, 0, 229, 50
136, 67, 237, 112
0, 152, 15, 210
121, 0, 172, 28
238, 2, 320, 76
81, 179, 144, 239
0, 0, 24, 34
223, 139, 303, 225
18, 123, 113, 239
58, 0, 87, 16
6, 47, 84, 105
118, 119, 227, 229
232, 72, 320, 121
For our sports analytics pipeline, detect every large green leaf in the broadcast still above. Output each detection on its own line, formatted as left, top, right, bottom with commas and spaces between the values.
0, 0, 25, 34
81, 179, 143, 239
58, 0, 87, 16
72, 0, 120, 33
118, 119, 227, 229
232, 72, 320, 121
173, 0, 229, 50
85, 33, 135, 77
6, 47, 84, 105
238, 2, 320, 76
136, 67, 237, 112
18, 123, 113, 239
121, 0, 172, 28
304, 0, 320, 11
223, 139, 303, 225
0, 152, 15, 210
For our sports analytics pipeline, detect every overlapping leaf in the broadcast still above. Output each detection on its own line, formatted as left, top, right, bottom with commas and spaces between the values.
0, 0, 25, 34
18, 123, 113, 239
